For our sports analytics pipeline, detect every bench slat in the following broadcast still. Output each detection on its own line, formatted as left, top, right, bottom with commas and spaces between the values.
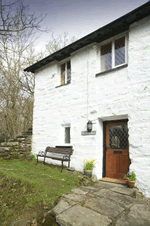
45, 147, 73, 154
44, 156, 70, 161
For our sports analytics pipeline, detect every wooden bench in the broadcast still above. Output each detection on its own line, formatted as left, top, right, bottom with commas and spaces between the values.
36, 146, 73, 171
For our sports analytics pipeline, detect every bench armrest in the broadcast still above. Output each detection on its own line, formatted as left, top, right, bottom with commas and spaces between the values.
37, 151, 45, 157
63, 154, 70, 160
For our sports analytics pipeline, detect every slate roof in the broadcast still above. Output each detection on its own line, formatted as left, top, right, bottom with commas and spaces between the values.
24, 2, 150, 73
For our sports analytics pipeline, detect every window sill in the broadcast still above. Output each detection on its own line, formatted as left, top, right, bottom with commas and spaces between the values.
95, 64, 128, 77
55, 82, 71, 88
56, 145, 73, 148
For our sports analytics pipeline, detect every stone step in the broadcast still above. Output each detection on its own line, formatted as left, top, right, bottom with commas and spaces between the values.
56, 205, 111, 226
54, 182, 150, 226
100, 177, 126, 185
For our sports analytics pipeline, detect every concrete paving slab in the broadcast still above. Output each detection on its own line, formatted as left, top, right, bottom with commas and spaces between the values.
56, 205, 112, 226
84, 196, 124, 219
94, 189, 133, 208
53, 200, 71, 215
115, 204, 150, 226
111, 186, 136, 197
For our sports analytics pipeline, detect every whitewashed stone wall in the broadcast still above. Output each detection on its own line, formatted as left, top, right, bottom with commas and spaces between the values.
32, 16, 150, 197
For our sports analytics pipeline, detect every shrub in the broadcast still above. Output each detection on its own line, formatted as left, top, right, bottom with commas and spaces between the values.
124, 171, 136, 181
30, 154, 36, 161
130, 171, 136, 181
83, 159, 95, 170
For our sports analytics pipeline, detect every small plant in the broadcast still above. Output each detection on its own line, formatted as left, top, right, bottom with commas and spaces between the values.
30, 154, 36, 161
124, 171, 136, 181
123, 171, 131, 180
83, 159, 95, 171
130, 171, 136, 181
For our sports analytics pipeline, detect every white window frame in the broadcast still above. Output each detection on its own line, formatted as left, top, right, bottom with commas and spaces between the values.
60, 59, 71, 85
100, 32, 128, 72
64, 126, 71, 144
60, 123, 71, 145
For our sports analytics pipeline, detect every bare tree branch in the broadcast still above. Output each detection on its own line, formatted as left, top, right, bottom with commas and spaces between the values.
0, 0, 46, 139
0, 0, 47, 36
45, 32, 77, 56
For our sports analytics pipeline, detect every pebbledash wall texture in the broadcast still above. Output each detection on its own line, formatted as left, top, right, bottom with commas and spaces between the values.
32, 16, 150, 197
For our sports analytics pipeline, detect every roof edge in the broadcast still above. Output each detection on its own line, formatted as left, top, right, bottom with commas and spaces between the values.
24, 1, 150, 73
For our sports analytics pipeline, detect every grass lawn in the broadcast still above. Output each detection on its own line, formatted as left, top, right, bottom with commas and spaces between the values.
0, 159, 82, 225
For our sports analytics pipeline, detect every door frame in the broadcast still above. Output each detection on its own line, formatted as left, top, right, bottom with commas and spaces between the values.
102, 119, 128, 178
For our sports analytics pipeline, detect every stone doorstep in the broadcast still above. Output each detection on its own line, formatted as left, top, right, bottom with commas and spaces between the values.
100, 177, 126, 185
56, 205, 112, 226
110, 186, 136, 197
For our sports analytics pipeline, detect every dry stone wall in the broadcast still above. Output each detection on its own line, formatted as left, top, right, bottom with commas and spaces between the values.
0, 128, 32, 160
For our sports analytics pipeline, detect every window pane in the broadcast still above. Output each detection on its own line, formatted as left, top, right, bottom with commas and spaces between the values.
61, 64, 65, 85
109, 125, 128, 149
101, 43, 112, 72
65, 127, 70, 143
67, 61, 71, 84
115, 37, 125, 66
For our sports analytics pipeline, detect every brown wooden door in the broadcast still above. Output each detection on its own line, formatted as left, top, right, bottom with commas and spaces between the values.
105, 121, 130, 179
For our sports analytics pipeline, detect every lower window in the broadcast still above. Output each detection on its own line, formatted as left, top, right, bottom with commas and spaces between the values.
65, 127, 70, 143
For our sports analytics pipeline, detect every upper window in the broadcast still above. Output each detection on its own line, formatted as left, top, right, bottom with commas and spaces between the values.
101, 36, 127, 72
60, 60, 71, 85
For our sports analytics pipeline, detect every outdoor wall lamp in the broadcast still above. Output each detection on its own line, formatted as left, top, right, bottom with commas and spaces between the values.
87, 120, 92, 132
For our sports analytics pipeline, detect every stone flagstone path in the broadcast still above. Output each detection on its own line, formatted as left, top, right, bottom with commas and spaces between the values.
53, 181, 150, 226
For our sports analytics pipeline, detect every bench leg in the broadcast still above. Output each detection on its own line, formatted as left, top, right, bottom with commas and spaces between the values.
43, 156, 46, 164
68, 161, 70, 168
61, 160, 64, 172
36, 155, 38, 163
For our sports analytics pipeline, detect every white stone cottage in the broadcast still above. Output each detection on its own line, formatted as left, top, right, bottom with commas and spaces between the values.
25, 2, 150, 197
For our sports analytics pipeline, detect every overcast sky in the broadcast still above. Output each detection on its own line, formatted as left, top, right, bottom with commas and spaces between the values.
23, 0, 148, 50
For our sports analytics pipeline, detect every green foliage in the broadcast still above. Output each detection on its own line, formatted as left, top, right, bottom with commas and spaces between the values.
0, 159, 81, 225
83, 159, 95, 170
124, 171, 136, 181
30, 154, 36, 161
130, 171, 136, 181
